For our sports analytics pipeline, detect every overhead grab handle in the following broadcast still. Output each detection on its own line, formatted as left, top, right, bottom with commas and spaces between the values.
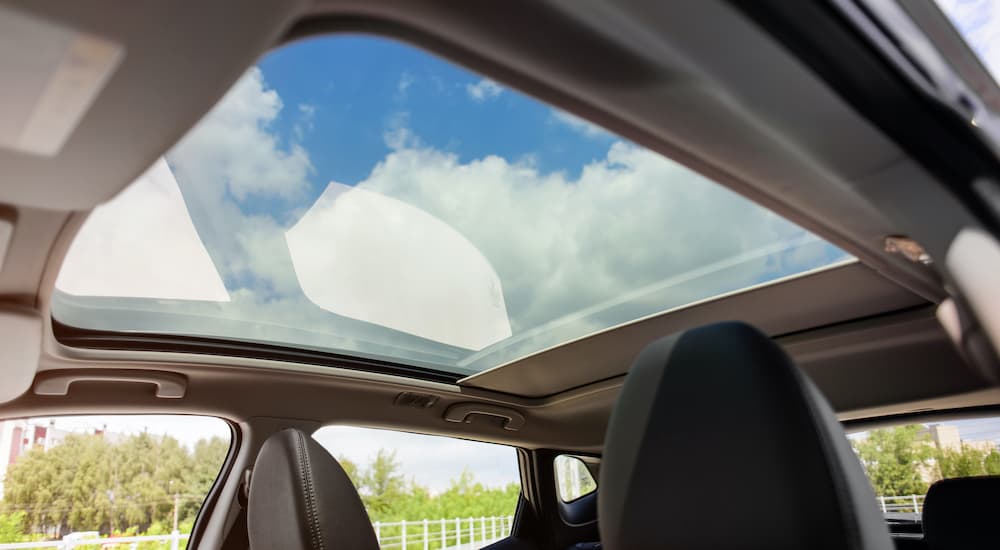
443, 402, 525, 431
34, 370, 187, 399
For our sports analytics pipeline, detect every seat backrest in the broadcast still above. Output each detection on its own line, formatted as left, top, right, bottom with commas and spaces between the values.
248, 428, 378, 550
922, 475, 1000, 549
598, 321, 895, 550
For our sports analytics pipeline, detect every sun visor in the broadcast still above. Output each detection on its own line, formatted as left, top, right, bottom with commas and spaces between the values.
0, 6, 123, 157
944, 228, 1000, 384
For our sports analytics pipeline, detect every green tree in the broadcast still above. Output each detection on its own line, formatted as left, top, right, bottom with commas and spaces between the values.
936, 445, 988, 478
337, 456, 360, 487
985, 450, 1000, 475
936, 445, 1000, 478
852, 425, 934, 496
3, 432, 228, 538
184, 436, 229, 521
360, 450, 405, 514
0, 511, 27, 543
5, 436, 522, 547
338, 451, 520, 549
3, 433, 112, 535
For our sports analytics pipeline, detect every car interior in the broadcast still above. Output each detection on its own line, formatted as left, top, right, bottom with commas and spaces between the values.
2, 1, 1000, 549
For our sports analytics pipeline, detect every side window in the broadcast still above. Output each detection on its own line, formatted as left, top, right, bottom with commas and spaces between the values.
851, 417, 1000, 517
554, 455, 597, 502
0, 415, 231, 547
313, 426, 520, 549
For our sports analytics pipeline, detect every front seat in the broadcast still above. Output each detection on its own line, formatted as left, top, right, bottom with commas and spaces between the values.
922, 475, 1000, 549
248, 428, 379, 550
598, 321, 894, 550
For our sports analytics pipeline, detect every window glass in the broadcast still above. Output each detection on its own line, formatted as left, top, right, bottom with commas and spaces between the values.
554, 455, 597, 503
51, 35, 853, 377
0, 415, 230, 547
934, 1, 1000, 85
850, 417, 1000, 518
312, 426, 519, 548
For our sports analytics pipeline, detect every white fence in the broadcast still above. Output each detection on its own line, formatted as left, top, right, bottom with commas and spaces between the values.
0, 498, 924, 550
0, 532, 187, 549
0, 517, 514, 550
374, 515, 513, 549
878, 494, 925, 514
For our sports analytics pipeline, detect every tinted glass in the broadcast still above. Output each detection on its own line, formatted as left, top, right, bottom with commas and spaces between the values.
52, 36, 852, 376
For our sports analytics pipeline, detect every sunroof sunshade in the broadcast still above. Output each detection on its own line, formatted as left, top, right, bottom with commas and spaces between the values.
52, 36, 852, 376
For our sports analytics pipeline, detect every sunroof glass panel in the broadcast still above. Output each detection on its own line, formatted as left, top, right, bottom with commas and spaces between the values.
934, 0, 1000, 85
51, 36, 853, 376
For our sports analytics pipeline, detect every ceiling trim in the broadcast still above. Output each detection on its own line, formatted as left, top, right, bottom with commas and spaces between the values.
461, 262, 925, 397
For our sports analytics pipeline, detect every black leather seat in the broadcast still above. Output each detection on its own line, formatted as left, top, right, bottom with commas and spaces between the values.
598, 321, 895, 550
248, 428, 378, 550
922, 475, 1000, 549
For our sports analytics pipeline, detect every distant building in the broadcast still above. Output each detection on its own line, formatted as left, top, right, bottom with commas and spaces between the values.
0, 419, 110, 499
921, 424, 997, 453
912, 424, 999, 484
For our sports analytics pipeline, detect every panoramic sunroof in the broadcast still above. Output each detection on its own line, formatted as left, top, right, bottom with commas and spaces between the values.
51, 36, 852, 376
934, 0, 1000, 84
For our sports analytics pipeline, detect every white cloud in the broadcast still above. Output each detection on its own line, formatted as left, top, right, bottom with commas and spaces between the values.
294, 103, 317, 140
383, 110, 419, 150
465, 78, 503, 102
164, 67, 314, 299
354, 135, 835, 343
551, 109, 610, 138
169, 67, 312, 202
313, 426, 519, 492
298, 103, 317, 120
396, 71, 415, 100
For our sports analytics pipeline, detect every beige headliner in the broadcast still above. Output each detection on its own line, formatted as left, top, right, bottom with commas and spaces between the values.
0, 0, 995, 458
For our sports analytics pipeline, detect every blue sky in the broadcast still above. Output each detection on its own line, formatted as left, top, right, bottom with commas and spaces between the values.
239, 35, 618, 223
258, 36, 614, 190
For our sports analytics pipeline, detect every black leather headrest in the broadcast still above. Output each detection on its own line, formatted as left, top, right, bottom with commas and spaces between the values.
923, 475, 1000, 549
598, 322, 893, 550
248, 428, 378, 550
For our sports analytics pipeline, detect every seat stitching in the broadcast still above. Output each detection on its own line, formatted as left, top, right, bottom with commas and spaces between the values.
294, 430, 326, 550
